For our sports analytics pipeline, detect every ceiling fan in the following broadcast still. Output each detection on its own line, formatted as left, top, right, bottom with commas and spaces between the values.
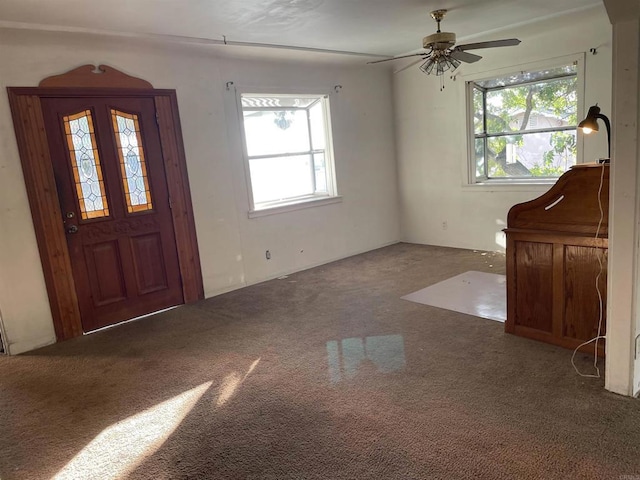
369, 9, 521, 77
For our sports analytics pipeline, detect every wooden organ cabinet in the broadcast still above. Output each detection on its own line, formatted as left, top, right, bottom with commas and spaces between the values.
504, 164, 609, 356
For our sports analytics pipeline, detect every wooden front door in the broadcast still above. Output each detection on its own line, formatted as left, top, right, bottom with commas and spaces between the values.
41, 96, 184, 332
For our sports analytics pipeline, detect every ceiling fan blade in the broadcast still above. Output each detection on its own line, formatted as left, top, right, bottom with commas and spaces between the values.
456, 38, 521, 51
393, 57, 426, 74
449, 49, 482, 64
367, 53, 427, 65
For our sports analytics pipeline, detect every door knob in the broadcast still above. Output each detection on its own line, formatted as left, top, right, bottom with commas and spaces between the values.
67, 224, 79, 234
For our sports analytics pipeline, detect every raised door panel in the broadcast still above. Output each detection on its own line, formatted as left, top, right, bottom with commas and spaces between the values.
84, 240, 127, 306
130, 233, 170, 295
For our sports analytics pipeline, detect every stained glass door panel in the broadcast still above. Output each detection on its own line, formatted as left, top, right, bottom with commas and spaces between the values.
62, 110, 109, 219
41, 96, 183, 332
111, 110, 153, 213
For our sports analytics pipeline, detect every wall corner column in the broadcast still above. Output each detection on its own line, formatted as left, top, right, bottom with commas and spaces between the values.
604, 16, 640, 396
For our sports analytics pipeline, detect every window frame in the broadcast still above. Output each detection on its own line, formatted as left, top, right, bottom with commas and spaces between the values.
236, 91, 339, 214
464, 54, 585, 186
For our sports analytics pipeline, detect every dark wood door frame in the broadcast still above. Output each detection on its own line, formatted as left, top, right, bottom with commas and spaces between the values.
7, 67, 203, 341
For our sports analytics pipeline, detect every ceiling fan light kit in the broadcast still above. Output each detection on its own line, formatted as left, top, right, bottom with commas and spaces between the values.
419, 52, 461, 76
369, 9, 521, 89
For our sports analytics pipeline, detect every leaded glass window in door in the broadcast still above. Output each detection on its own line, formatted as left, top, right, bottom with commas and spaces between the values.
62, 110, 110, 219
111, 110, 153, 213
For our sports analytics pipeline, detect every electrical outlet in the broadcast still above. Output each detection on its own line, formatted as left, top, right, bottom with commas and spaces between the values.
442, 221, 448, 230
265, 250, 271, 260
635, 334, 640, 359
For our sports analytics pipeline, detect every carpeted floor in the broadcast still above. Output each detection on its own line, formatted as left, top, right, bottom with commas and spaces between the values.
0, 243, 638, 479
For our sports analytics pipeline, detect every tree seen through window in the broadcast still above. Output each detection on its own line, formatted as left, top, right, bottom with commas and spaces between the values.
470, 63, 578, 181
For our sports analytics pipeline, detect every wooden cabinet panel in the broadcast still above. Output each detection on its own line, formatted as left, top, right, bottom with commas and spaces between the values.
514, 241, 553, 332
563, 246, 607, 342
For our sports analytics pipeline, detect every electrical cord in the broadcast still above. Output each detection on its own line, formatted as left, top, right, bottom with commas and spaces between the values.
571, 162, 607, 377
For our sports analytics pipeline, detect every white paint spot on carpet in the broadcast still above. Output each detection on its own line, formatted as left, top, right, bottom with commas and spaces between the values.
402, 271, 506, 323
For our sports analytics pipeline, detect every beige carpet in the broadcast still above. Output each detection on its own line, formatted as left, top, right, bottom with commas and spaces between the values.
0, 243, 638, 479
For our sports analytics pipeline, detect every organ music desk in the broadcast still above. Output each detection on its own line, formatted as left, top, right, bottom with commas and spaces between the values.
504, 164, 609, 356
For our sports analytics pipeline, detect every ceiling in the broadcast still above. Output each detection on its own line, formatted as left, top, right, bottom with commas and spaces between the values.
0, 0, 603, 57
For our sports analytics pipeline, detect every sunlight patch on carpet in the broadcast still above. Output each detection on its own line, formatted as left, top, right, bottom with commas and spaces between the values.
402, 271, 506, 322
216, 372, 241, 407
52, 381, 212, 480
215, 358, 261, 407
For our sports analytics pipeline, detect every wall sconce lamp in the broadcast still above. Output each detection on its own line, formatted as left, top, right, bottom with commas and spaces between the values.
578, 104, 611, 162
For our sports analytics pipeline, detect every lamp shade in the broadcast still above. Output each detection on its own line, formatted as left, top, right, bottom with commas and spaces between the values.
578, 104, 611, 160
578, 105, 602, 133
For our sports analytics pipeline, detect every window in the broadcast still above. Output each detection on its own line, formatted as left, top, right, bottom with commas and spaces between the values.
111, 110, 153, 213
239, 93, 337, 212
62, 110, 109, 219
468, 61, 580, 183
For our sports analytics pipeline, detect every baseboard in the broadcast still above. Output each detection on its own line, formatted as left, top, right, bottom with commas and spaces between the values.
6, 335, 56, 355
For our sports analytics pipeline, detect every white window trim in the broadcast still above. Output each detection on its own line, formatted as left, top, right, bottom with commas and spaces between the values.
247, 195, 343, 218
233, 88, 339, 215
462, 53, 586, 186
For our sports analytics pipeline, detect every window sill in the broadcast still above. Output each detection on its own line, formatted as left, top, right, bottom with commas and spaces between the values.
462, 179, 558, 193
248, 195, 343, 218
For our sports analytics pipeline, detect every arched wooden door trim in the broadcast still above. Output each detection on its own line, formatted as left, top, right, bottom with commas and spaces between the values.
7, 66, 203, 341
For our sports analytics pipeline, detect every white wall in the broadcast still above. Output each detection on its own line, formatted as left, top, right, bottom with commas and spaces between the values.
0, 29, 400, 354
606, 17, 639, 397
602, 0, 640, 396
394, 6, 612, 253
